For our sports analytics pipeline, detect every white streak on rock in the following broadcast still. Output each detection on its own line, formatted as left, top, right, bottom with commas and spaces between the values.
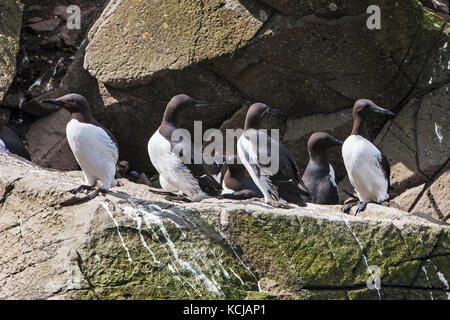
123, 206, 160, 266
434, 123, 443, 143
101, 202, 132, 262
229, 267, 245, 285
342, 218, 381, 300
437, 272, 450, 299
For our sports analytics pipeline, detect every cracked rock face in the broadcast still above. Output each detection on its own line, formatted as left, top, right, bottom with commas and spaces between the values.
413, 170, 450, 221
0, 154, 449, 300
371, 82, 450, 221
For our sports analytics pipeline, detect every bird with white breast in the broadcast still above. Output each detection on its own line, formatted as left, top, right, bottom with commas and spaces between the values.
341, 99, 394, 214
42, 93, 119, 200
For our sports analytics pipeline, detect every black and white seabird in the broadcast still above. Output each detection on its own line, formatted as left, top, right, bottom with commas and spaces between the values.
302, 132, 343, 205
41, 94, 119, 199
148, 94, 222, 202
220, 155, 263, 200
237, 103, 309, 207
0, 126, 31, 160
341, 99, 394, 214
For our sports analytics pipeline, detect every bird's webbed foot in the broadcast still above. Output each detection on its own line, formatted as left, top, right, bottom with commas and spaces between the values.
69, 185, 93, 194
86, 188, 107, 200
341, 201, 358, 213
355, 199, 379, 214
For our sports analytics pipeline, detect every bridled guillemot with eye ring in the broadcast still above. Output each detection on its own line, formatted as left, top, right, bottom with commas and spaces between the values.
237, 103, 309, 207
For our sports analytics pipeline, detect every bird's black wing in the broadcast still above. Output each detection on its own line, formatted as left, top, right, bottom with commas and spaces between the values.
281, 143, 310, 195
171, 138, 222, 196
92, 119, 119, 157
379, 153, 391, 190
254, 134, 308, 205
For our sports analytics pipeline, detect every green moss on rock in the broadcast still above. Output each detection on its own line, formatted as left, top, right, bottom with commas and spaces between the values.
225, 210, 450, 300
0, 0, 23, 101
76, 205, 260, 300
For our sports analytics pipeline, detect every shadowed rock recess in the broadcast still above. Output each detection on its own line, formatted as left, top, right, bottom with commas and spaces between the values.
0, 155, 449, 300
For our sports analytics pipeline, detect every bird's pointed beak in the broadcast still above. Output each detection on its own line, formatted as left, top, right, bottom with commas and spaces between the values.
40, 99, 64, 106
371, 106, 395, 117
194, 100, 209, 107
266, 107, 282, 116
334, 139, 344, 147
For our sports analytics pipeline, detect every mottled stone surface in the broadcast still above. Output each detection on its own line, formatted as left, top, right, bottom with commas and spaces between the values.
0, 0, 23, 102
373, 81, 450, 219
375, 99, 428, 196
412, 170, 450, 221
416, 87, 450, 177
84, 0, 268, 87
0, 155, 448, 300
25, 108, 78, 171
389, 184, 426, 213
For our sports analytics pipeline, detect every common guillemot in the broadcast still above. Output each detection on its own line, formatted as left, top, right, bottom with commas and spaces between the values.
148, 94, 222, 202
42, 93, 119, 200
220, 154, 263, 200
341, 99, 394, 214
302, 132, 343, 205
237, 103, 309, 207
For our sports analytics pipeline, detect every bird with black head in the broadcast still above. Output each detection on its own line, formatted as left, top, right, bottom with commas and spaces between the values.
42, 93, 119, 200
148, 94, 222, 202
302, 132, 343, 205
341, 99, 394, 214
238, 103, 309, 207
